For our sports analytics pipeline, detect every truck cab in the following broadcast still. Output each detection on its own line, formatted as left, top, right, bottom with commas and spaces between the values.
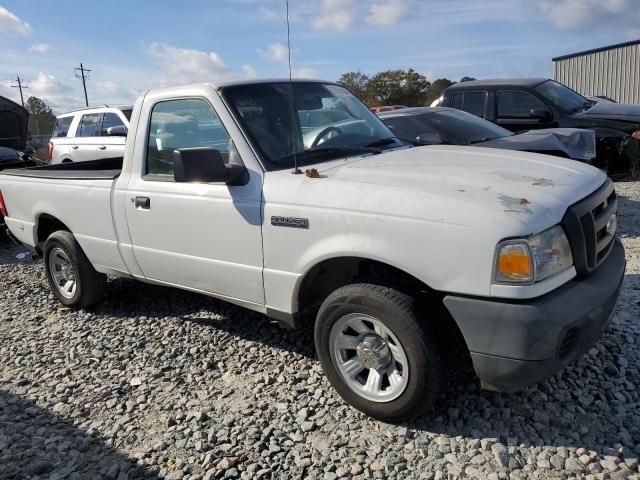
0, 80, 626, 421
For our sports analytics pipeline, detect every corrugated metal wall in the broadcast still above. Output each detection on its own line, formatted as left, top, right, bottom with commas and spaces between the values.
554, 43, 640, 104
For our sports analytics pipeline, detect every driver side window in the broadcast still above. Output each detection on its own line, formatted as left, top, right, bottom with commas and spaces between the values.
146, 98, 233, 178
497, 91, 545, 118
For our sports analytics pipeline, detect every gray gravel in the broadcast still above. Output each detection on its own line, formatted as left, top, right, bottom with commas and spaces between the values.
1, 180, 639, 480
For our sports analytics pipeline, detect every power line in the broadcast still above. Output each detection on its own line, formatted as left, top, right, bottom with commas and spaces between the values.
74, 62, 91, 107
10, 75, 29, 107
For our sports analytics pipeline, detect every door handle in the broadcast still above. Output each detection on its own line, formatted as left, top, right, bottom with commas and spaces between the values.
71, 145, 79, 149
134, 196, 150, 210
98, 145, 106, 150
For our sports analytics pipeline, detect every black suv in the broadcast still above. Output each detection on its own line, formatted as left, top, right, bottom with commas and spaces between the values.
441, 78, 640, 175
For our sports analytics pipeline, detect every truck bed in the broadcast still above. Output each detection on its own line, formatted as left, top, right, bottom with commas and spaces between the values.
1, 157, 123, 180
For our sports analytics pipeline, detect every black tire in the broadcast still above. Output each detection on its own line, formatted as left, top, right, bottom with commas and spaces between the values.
44, 230, 107, 308
314, 283, 444, 421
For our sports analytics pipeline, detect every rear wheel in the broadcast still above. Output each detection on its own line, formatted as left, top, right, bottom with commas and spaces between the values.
314, 283, 444, 421
44, 231, 106, 308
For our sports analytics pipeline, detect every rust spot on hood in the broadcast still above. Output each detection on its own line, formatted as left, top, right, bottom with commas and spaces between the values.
497, 194, 533, 214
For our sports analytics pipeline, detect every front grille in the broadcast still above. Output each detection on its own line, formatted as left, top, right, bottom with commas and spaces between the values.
562, 178, 617, 277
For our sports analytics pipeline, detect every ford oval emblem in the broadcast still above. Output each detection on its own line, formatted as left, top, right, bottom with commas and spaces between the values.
605, 213, 617, 236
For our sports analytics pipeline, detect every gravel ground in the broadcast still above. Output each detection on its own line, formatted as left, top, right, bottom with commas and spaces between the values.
0, 181, 639, 480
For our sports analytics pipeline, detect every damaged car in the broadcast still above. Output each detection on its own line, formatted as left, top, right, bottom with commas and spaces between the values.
0, 95, 39, 228
441, 78, 640, 176
379, 106, 596, 162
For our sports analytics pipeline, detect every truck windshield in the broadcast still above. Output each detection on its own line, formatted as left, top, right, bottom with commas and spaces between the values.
222, 82, 401, 170
534, 80, 591, 114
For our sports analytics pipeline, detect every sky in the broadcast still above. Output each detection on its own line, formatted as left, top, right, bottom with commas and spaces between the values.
0, 0, 638, 113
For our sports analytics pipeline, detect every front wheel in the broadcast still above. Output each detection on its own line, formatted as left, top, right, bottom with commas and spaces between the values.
44, 230, 107, 308
314, 284, 444, 421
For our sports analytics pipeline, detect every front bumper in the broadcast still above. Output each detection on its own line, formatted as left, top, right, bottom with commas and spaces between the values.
443, 238, 626, 392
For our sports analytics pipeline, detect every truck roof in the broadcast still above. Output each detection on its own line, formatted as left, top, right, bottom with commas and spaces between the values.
139, 79, 340, 98
215, 78, 338, 89
57, 104, 134, 117
446, 78, 549, 90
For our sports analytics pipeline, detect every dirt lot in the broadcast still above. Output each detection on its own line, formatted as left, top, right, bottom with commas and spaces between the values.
0, 181, 639, 480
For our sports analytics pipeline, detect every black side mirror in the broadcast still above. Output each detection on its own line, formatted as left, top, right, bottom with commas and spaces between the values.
529, 108, 552, 122
106, 125, 128, 136
415, 132, 443, 145
173, 147, 246, 185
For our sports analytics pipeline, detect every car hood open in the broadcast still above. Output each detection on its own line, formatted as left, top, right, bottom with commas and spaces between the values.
574, 101, 640, 124
476, 128, 596, 161
0, 96, 29, 151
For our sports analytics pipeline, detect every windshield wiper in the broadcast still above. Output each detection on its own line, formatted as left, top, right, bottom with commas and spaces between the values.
570, 102, 592, 114
272, 146, 380, 166
364, 137, 399, 148
469, 137, 493, 144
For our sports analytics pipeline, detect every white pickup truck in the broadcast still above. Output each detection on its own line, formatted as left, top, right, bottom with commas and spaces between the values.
0, 80, 625, 420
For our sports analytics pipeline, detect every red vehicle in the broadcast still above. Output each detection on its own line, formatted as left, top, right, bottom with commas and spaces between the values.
369, 105, 407, 113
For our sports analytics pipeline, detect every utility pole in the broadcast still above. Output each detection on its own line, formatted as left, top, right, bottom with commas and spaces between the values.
74, 62, 91, 107
10, 75, 28, 107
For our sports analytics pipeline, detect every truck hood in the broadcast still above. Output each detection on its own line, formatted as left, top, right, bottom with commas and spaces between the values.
306, 145, 607, 234
0, 96, 29, 151
574, 101, 640, 124
476, 128, 596, 161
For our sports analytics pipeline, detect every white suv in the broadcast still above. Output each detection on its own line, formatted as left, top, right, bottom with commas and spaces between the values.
48, 106, 132, 163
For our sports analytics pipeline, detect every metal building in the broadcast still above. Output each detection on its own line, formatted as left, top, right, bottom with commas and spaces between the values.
553, 39, 640, 104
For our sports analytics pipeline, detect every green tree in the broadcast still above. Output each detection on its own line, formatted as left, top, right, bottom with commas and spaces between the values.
367, 69, 430, 106
423, 78, 453, 105
403, 68, 431, 106
25, 96, 56, 136
337, 71, 370, 103
460, 76, 476, 82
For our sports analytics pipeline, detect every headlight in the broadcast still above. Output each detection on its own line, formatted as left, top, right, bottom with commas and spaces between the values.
494, 225, 573, 284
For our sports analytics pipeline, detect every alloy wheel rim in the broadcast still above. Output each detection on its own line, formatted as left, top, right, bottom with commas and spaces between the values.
329, 313, 409, 402
48, 247, 76, 299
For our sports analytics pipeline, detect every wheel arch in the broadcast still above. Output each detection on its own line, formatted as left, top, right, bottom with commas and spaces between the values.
296, 255, 433, 315
294, 255, 470, 356
35, 213, 72, 252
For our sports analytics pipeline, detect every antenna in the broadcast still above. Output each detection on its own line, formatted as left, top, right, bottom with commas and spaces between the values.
285, 0, 301, 174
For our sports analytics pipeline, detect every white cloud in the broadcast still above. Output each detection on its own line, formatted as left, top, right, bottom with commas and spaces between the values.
258, 5, 282, 21
147, 42, 256, 85
260, 42, 289, 63
292, 67, 320, 78
366, 0, 408, 27
94, 80, 140, 104
0, 6, 31, 34
25, 72, 76, 110
532, 0, 639, 36
312, 0, 354, 32
259, 41, 318, 78
29, 43, 50, 53
242, 64, 258, 78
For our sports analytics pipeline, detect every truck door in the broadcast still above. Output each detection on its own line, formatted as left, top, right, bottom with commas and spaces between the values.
124, 97, 265, 305
495, 90, 552, 132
